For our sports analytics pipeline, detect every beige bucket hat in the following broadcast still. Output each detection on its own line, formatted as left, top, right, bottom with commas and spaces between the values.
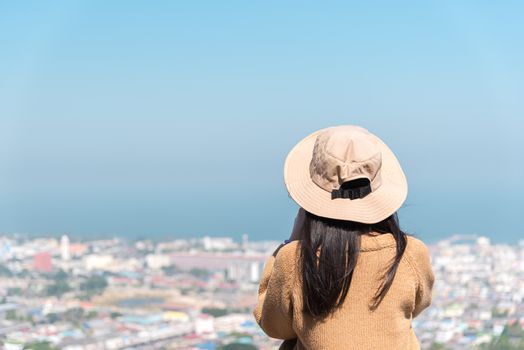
284, 125, 408, 223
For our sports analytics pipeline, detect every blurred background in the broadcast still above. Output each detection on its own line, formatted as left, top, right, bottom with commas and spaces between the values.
0, 1, 523, 349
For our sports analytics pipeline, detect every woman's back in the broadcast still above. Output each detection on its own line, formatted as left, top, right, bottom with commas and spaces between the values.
254, 125, 435, 349
253, 233, 434, 350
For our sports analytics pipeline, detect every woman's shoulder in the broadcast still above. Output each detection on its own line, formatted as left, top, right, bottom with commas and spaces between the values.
269, 241, 302, 286
405, 235, 431, 257
404, 235, 434, 278
274, 240, 301, 260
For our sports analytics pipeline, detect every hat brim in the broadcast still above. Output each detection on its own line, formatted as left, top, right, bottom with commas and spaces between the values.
283, 127, 408, 223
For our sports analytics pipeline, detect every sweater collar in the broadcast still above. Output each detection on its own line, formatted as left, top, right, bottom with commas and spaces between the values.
360, 232, 397, 252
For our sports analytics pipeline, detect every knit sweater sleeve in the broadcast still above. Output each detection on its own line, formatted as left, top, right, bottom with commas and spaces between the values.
407, 238, 435, 319
253, 242, 298, 340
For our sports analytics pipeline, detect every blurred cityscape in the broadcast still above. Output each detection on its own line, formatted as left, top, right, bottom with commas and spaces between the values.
0, 233, 523, 350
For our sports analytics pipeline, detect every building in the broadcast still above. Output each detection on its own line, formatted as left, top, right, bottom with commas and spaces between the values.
33, 252, 53, 273
84, 254, 114, 271
61, 234, 71, 261
146, 254, 171, 269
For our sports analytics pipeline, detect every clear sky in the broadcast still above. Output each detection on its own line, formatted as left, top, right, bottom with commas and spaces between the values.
1, 1, 523, 243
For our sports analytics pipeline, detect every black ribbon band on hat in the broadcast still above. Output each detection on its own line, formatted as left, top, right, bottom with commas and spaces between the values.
331, 178, 372, 200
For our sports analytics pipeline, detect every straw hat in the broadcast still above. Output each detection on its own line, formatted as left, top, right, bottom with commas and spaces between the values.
283, 125, 408, 223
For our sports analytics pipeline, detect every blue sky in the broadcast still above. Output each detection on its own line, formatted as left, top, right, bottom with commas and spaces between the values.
1, 1, 523, 243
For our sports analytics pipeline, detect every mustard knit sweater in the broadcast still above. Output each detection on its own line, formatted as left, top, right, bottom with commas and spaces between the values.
253, 234, 435, 350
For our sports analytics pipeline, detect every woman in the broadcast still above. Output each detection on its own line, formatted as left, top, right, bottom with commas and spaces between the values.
253, 125, 435, 350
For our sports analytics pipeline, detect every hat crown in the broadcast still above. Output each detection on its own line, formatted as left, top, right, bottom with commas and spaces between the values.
309, 126, 383, 193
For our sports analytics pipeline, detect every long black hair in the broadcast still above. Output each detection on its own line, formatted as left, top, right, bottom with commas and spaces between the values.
300, 210, 408, 319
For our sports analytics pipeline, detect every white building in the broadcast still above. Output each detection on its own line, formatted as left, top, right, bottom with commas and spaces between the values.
202, 236, 237, 251
146, 254, 171, 269
84, 254, 114, 271
61, 235, 71, 261
195, 314, 214, 334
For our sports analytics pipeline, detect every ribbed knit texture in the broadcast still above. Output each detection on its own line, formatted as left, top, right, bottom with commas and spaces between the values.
253, 234, 435, 350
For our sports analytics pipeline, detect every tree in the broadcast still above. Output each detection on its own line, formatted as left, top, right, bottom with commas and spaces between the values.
189, 268, 210, 278
46, 280, 71, 297
162, 265, 178, 276
80, 275, 108, 297
0, 264, 12, 277
110, 311, 122, 319
480, 321, 524, 350
202, 307, 228, 317
45, 313, 60, 324
64, 307, 84, 324
7, 287, 22, 296
219, 344, 258, 350
24, 341, 59, 350
6, 309, 17, 320
429, 342, 452, 350
51, 269, 68, 281
86, 310, 98, 319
